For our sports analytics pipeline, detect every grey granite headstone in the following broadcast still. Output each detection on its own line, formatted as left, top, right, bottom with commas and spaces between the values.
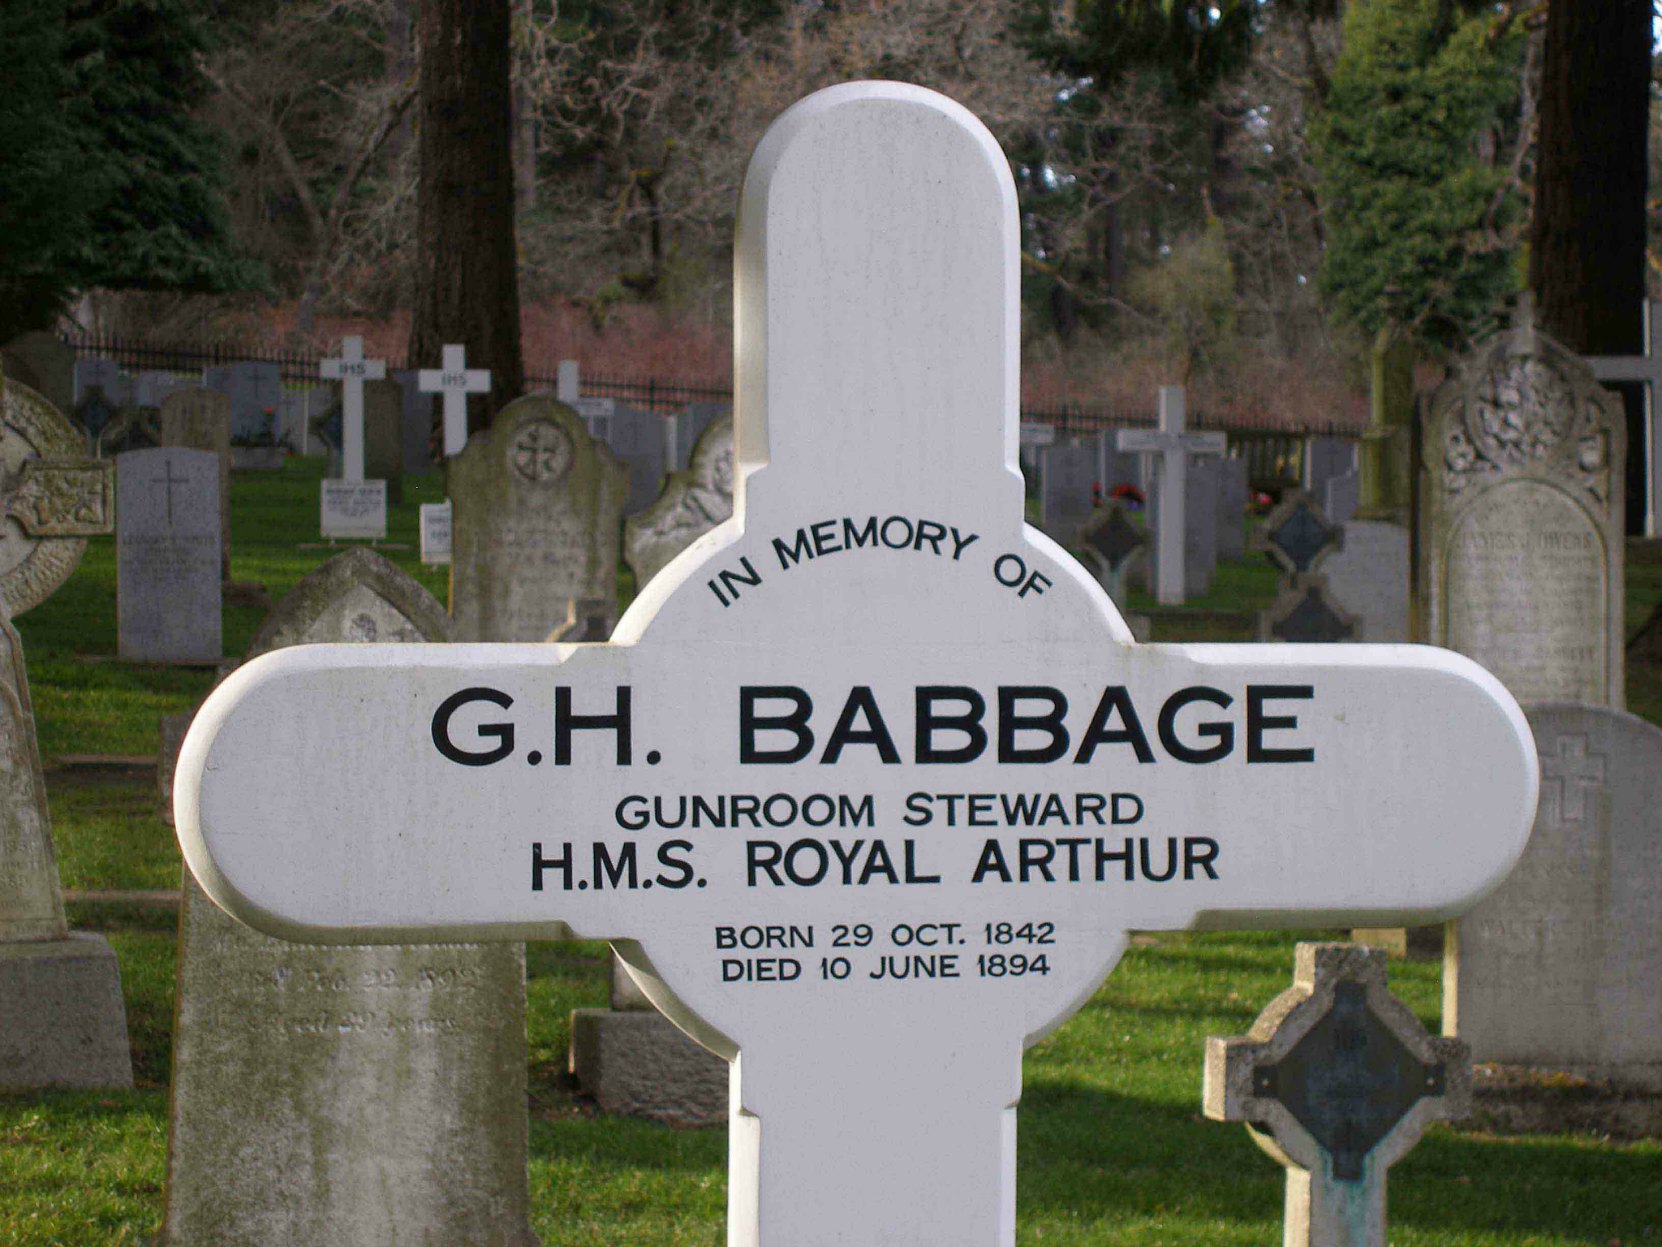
1216, 456, 1249, 560
624, 414, 734, 590
668, 402, 729, 471
1323, 469, 1360, 525
605, 405, 669, 516
161, 390, 233, 582
1150, 455, 1219, 599
1076, 500, 1148, 606
159, 549, 538, 1247
1446, 703, 1662, 1089
363, 378, 404, 504
116, 449, 222, 662
1036, 439, 1098, 548
1259, 575, 1357, 643
1420, 325, 1626, 707
1303, 436, 1356, 496
1205, 943, 1470, 1247
1, 333, 75, 415
1254, 491, 1343, 577
1323, 522, 1410, 642
202, 362, 282, 443
390, 370, 436, 474
0, 373, 130, 1089
450, 395, 627, 642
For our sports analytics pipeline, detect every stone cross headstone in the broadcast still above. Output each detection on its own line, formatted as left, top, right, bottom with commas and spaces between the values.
1445, 703, 1662, 1085
449, 395, 627, 641
173, 84, 1538, 1247
159, 549, 535, 1247
1076, 499, 1148, 605
202, 362, 282, 444
116, 449, 222, 662
1420, 325, 1625, 708
1205, 943, 1471, 1247
1035, 438, 1098, 550
1254, 492, 1355, 643
160, 390, 233, 582
1148, 452, 1220, 600
419, 344, 490, 458
554, 359, 621, 428
319, 336, 386, 482
1116, 387, 1226, 604
1585, 298, 1661, 537
1, 333, 75, 415
0, 370, 129, 1089
73, 385, 120, 452
625, 413, 734, 590
420, 500, 452, 565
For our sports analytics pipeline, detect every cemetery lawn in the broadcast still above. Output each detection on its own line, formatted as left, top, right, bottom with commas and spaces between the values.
4, 459, 1659, 1246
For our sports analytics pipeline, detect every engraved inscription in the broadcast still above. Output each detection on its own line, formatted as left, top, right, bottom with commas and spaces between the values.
511, 419, 573, 485
1445, 481, 1606, 704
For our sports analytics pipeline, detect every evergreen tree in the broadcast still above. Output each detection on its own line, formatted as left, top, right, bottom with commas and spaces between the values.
1311, 0, 1524, 347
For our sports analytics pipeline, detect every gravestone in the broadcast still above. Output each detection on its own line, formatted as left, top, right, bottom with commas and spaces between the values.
1, 333, 75, 414
116, 449, 222, 662
73, 386, 120, 451
1585, 297, 1661, 537
1116, 387, 1226, 604
320, 336, 385, 483
160, 390, 233, 581
1260, 578, 1357, 643
363, 378, 404, 503
159, 549, 536, 1247
1216, 456, 1249, 560
1036, 439, 1098, 549
669, 401, 730, 471
1323, 469, 1360, 525
1254, 492, 1352, 644
1076, 499, 1148, 606
203, 362, 282, 443
449, 396, 627, 641
420, 501, 452, 565
606, 404, 669, 516
320, 480, 387, 541
418, 344, 490, 458
173, 84, 1540, 1247
1303, 436, 1356, 498
0, 372, 128, 1089
625, 413, 735, 589
1420, 325, 1625, 707
74, 357, 129, 408
1446, 703, 1662, 1087
1322, 524, 1410, 643
390, 370, 437, 473
136, 371, 197, 411
1205, 943, 1471, 1247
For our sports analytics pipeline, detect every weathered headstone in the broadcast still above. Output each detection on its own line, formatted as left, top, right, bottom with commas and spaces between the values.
159, 549, 536, 1247
625, 413, 734, 590
363, 378, 404, 504
418, 344, 490, 458
449, 396, 627, 641
160, 390, 233, 581
1420, 326, 1625, 707
74, 357, 129, 408
320, 480, 388, 541
174, 84, 1539, 1247
1216, 456, 1249, 560
1036, 438, 1098, 549
116, 449, 222, 662
1, 333, 75, 415
203, 362, 282, 443
1446, 703, 1662, 1087
419, 501, 452, 565
1205, 943, 1471, 1247
0, 371, 129, 1089
1116, 387, 1227, 604
1254, 491, 1353, 644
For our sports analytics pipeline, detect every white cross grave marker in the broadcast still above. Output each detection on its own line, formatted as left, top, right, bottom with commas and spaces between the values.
419, 343, 491, 458
1586, 298, 1661, 536
1116, 386, 1226, 605
319, 336, 386, 481
175, 84, 1538, 1247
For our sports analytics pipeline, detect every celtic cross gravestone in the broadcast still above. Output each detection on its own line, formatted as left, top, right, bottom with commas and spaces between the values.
175, 84, 1537, 1247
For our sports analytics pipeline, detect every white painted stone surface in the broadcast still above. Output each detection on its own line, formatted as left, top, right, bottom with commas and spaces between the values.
319, 336, 386, 482
420, 501, 452, 565
177, 84, 1538, 1247
418, 344, 490, 458
319, 480, 386, 541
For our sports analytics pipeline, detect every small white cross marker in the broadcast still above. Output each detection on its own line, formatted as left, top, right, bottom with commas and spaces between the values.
418, 344, 492, 458
1586, 299, 1662, 536
177, 85, 1537, 1247
319, 336, 386, 482
1116, 386, 1226, 605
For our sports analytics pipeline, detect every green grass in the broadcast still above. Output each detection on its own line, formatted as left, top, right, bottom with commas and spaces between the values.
4, 458, 1660, 1245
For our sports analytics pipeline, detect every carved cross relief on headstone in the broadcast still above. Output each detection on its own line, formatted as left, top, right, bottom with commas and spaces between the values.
1205, 943, 1471, 1247
175, 85, 1537, 1247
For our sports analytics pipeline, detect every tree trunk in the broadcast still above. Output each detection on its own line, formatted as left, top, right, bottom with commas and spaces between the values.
511, 0, 536, 218
1528, 0, 1650, 356
408, 0, 523, 429
1528, 0, 1651, 535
